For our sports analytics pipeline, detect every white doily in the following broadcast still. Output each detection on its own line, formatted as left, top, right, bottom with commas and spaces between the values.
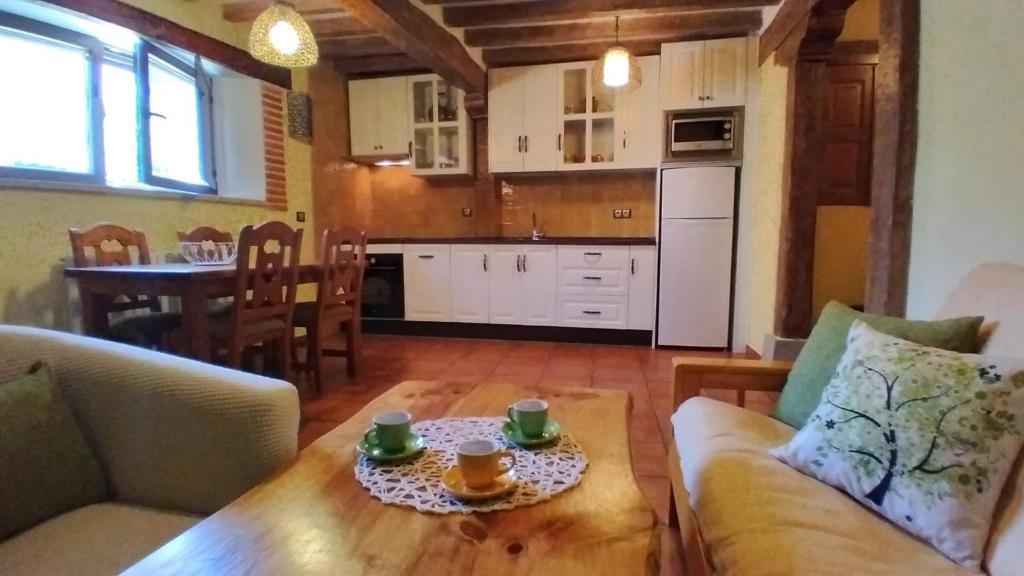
354, 417, 588, 514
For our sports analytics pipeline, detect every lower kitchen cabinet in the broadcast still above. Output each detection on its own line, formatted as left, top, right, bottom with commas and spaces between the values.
627, 246, 657, 330
519, 245, 558, 326
404, 245, 452, 321
558, 294, 629, 329
450, 244, 489, 323
486, 245, 523, 324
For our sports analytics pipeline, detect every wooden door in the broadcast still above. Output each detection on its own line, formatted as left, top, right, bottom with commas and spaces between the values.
660, 41, 705, 110
450, 244, 489, 323
487, 245, 522, 324
487, 67, 525, 173
348, 79, 379, 156
520, 245, 558, 325
522, 64, 559, 172
377, 76, 410, 156
618, 55, 662, 169
703, 37, 747, 108
820, 64, 875, 206
403, 245, 451, 321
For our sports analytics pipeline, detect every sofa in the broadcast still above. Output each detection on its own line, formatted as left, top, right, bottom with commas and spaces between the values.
668, 262, 1024, 576
0, 326, 299, 576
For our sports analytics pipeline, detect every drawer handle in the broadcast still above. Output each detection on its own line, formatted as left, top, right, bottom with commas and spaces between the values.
631, 258, 636, 275
584, 252, 602, 257
582, 310, 602, 316
418, 255, 435, 260
583, 276, 602, 281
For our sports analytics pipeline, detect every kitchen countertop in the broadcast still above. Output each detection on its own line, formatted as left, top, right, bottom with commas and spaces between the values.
368, 236, 656, 246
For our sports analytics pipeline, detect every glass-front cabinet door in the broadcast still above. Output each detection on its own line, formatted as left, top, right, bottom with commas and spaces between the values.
557, 63, 617, 169
407, 74, 471, 175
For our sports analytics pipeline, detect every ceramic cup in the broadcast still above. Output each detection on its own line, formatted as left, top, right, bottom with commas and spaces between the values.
457, 439, 517, 489
364, 411, 412, 453
506, 398, 549, 439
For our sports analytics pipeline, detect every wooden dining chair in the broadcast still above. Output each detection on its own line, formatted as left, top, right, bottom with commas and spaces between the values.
292, 226, 367, 393
210, 221, 303, 380
68, 223, 182, 349
177, 226, 235, 314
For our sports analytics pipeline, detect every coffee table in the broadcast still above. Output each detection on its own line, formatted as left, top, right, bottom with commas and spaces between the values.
122, 381, 660, 575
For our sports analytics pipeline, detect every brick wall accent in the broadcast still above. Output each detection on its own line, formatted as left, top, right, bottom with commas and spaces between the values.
262, 83, 287, 211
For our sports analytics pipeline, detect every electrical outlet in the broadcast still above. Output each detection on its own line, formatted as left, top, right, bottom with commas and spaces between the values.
613, 209, 623, 219
295, 211, 306, 223
622, 209, 632, 219
462, 207, 473, 217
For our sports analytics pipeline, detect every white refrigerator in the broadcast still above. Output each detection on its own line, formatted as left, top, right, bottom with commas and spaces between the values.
657, 166, 736, 347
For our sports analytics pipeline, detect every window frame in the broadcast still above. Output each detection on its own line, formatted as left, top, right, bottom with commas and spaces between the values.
0, 11, 106, 186
135, 40, 217, 195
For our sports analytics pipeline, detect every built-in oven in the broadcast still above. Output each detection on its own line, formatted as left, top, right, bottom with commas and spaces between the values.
361, 253, 404, 319
669, 112, 736, 153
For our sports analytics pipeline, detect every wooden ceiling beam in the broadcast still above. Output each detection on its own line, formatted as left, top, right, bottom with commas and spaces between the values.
333, 54, 428, 75
307, 15, 375, 38
444, 0, 779, 28
465, 10, 761, 48
222, 0, 344, 23
485, 37, 688, 67
319, 35, 402, 58
328, 0, 486, 95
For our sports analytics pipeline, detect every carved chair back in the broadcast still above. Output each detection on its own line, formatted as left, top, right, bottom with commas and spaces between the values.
229, 221, 303, 335
315, 226, 366, 316
68, 223, 160, 313
177, 226, 234, 244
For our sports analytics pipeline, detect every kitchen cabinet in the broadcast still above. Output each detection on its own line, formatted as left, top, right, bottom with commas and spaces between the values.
450, 244, 489, 323
520, 245, 559, 325
349, 77, 409, 157
487, 65, 559, 173
408, 74, 472, 176
557, 62, 618, 170
627, 246, 656, 330
404, 245, 451, 321
617, 56, 662, 169
661, 37, 747, 110
487, 245, 523, 324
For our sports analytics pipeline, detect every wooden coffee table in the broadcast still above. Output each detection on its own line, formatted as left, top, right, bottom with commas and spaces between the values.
123, 381, 659, 575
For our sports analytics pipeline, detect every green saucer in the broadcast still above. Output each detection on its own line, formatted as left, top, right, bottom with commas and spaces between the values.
357, 432, 426, 463
501, 419, 561, 447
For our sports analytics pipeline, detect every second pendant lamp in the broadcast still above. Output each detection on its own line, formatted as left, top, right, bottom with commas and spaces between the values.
593, 16, 641, 93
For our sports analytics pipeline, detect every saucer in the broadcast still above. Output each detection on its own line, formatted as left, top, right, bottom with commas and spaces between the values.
356, 432, 426, 463
501, 419, 561, 447
442, 466, 519, 501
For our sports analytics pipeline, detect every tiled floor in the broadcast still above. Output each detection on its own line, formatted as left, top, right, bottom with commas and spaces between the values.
297, 334, 778, 576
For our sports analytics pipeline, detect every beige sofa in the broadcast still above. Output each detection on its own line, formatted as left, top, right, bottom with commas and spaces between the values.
668, 263, 1024, 576
0, 326, 299, 576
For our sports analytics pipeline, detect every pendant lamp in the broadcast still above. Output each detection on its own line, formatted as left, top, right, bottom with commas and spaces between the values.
249, 3, 319, 68
593, 17, 641, 93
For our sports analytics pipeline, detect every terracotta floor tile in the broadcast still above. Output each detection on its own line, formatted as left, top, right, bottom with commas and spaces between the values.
594, 378, 650, 400
492, 360, 546, 377
593, 366, 646, 382
543, 363, 594, 379
630, 400, 662, 443
536, 376, 592, 389
637, 474, 671, 526
631, 440, 667, 477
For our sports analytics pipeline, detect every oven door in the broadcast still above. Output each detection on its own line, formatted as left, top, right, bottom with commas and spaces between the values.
361, 254, 405, 319
671, 117, 734, 152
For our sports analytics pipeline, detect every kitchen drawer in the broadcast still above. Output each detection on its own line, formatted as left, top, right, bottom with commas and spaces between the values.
559, 268, 628, 295
556, 246, 630, 269
558, 295, 628, 329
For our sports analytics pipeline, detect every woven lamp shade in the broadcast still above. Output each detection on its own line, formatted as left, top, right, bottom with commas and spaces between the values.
593, 46, 641, 94
249, 4, 319, 68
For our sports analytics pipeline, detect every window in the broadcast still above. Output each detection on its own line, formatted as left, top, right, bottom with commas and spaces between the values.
0, 11, 216, 194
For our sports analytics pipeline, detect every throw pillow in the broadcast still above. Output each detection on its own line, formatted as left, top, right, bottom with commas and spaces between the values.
771, 321, 1024, 570
0, 362, 107, 540
772, 301, 984, 428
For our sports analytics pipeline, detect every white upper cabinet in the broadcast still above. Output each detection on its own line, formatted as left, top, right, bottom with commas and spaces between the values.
557, 62, 617, 170
408, 74, 472, 176
349, 77, 408, 157
660, 37, 747, 110
377, 76, 412, 155
450, 244, 489, 323
617, 55, 662, 169
487, 65, 559, 173
522, 65, 559, 172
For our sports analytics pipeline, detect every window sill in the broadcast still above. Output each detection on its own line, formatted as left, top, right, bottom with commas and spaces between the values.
0, 178, 271, 208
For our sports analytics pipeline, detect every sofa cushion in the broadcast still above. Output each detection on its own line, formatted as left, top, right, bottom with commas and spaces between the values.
672, 397, 975, 575
0, 363, 107, 540
772, 301, 984, 429
0, 503, 200, 576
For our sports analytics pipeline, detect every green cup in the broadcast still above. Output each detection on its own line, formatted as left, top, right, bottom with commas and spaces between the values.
364, 411, 412, 453
506, 399, 549, 439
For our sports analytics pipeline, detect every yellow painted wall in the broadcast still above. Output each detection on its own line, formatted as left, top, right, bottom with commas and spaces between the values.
746, 53, 790, 354
813, 206, 870, 318
0, 0, 314, 329
837, 0, 880, 42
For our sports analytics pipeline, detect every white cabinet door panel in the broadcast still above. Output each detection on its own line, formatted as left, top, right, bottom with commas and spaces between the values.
522, 64, 559, 172
348, 79, 379, 157
703, 38, 747, 108
487, 245, 522, 324
377, 76, 410, 156
619, 55, 662, 169
661, 41, 705, 110
450, 245, 489, 323
488, 67, 525, 173
404, 245, 451, 322
627, 246, 657, 330
520, 245, 558, 325
558, 295, 629, 329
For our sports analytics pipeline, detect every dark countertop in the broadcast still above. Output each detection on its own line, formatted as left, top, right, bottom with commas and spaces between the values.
368, 236, 657, 246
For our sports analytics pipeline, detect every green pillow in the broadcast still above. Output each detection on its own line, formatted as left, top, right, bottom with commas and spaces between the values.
771, 301, 984, 429
0, 362, 107, 540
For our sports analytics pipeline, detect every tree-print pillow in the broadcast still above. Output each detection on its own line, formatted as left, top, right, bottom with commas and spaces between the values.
771, 321, 1024, 570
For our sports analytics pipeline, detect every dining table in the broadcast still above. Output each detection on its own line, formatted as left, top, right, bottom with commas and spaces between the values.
63, 262, 321, 361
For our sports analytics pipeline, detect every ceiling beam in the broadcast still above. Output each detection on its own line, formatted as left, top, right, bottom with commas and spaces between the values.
464, 10, 761, 48
307, 15, 375, 38
222, 0, 344, 23
333, 54, 428, 75
485, 37, 681, 67
319, 35, 402, 58
444, 0, 779, 28
329, 0, 486, 95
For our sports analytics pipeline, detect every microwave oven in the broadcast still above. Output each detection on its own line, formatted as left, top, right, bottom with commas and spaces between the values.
669, 113, 735, 152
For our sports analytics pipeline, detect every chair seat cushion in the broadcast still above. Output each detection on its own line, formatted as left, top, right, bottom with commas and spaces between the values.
0, 503, 200, 576
292, 301, 355, 327
109, 312, 182, 345
671, 397, 975, 576
209, 316, 287, 342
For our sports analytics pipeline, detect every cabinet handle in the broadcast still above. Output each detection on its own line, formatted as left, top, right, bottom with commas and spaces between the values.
483, 254, 488, 272
583, 275, 602, 281
630, 258, 636, 275
522, 253, 527, 273
516, 254, 521, 272
706, 95, 713, 101
408, 140, 412, 156
517, 135, 523, 153
524, 135, 529, 153
557, 134, 562, 151
623, 131, 627, 149
418, 255, 435, 260
584, 251, 602, 257
582, 310, 602, 316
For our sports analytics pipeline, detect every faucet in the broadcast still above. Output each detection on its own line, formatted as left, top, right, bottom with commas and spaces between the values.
532, 212, 545, 240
